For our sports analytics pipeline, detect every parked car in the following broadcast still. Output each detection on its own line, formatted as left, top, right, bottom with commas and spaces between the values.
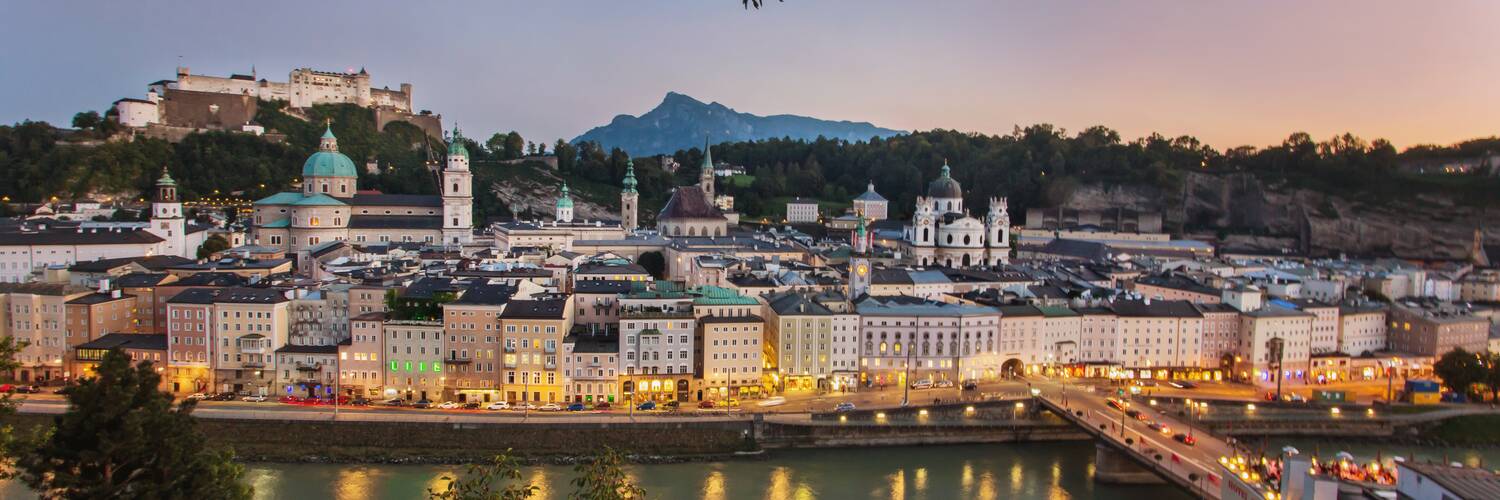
594, 402, 612, 410
383, 398, 406, 407
412, 399, 434, 409
187, 393, 210, 401
757, 396, 787, 407
1125, 409, 1140, 419
463, 402, 482, 410
1173, 433, 1197, 446
350, 398, 371, 406
935, 379, 955, 389
835, 402, 856, 412
537, 403, 561, 411
486, 401, 511, 411
1135, 380, 1158, 387
698, 400, 716, 409
14, 385, 40, 394
437, 401, 463, 410
208, 392, 237, 401
910, 380, 934, 390
515, 402, 538, 411
636, 401, 657, 411
277, 395, 301, 404
725, 398, 740, 407
662, 400, 680, 410
961, 380, 979, 391
1165, 381, 1197, 390
567, 403, 586, 411
241, 395, 267, 403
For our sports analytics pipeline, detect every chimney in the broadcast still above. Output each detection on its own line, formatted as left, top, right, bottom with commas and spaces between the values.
111, 290, 121, 299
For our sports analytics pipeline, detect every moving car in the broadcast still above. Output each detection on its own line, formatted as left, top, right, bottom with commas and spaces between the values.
1107, 399, 1126, 411
208, 392, 237, 401
662, 400, 680, 410
567, 403, 586, 411
910, 380, 934, 390
725, 398, 740, 407
241, 395, 267, 403
277, 395, 302, 404
1165, 381, 1197, 389
437, 401, 463, 410
636, 401, 657, 411
1173, 433, 1197, 446
412, 399, 433, 409
383, 398, 406, 407
835, 402, 856, 412
961, 380, 979, 391
1125, 409, 1140, 419
486, 401, 511, 411
595, 402, 612, 410
757, 396, 787, 407
934, 379, 955, 389
539, 403, 563, 411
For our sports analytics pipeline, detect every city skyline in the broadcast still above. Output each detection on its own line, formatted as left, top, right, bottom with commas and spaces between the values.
3, 1, 1498, 150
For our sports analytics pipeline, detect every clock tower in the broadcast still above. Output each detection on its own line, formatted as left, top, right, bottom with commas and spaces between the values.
848, 212, 872, 298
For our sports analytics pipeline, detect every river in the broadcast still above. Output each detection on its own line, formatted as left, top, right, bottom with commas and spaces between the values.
3, 442, 1189, 500
6, 440, 1496, 499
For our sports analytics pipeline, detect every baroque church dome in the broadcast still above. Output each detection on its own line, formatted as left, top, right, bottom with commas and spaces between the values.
302, 126, 359, 178
927, 162, 963, 199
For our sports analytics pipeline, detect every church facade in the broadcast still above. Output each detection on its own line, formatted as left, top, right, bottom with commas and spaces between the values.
251, 126, 473, 252
655, 141, 729, 237
902, 163, 1011, 267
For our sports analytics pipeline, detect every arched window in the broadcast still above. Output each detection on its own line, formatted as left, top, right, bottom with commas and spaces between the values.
321, 183, 329, 194
879, 342, 887, 354
310, 217, 320, 227
921, 228, 930, 242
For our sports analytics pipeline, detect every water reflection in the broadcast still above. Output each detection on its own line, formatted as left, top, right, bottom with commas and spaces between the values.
702, 470, 726, 500
334, 467, 376, 500
767, 466, 791, 500
886, 469, 905, 500
960, 462, 974, 496
978, 471, 998, 500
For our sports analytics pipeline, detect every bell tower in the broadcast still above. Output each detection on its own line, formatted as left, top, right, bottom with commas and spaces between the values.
699, 137, 715, 199
147, 167, 188, 258
442, 125, 474, 245
621, 160, 639, 231
848, 212, 872, 298
985, 197, 1011, 265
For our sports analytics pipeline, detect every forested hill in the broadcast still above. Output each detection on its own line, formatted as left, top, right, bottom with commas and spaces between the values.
674, 127, 1500, 222
571, 92, 904, 156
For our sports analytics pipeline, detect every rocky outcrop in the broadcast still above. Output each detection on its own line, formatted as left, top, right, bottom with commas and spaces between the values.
1060, 172, 1494, 259
488, 166, 615, 221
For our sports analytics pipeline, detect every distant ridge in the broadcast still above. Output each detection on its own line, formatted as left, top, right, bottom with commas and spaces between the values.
571, 91, 905, 156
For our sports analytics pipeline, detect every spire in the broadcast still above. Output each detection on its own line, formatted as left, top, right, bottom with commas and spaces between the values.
622, 160, 638, 193
447, 123, 469, 159
940, 160, 951, 178
156, 165, 176, 186
319, 120, 338, 151
701, 135, 714, 173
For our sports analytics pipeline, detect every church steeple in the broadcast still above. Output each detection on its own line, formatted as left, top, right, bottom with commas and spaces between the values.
621, 160, 639, 231
699, 136, 715, 199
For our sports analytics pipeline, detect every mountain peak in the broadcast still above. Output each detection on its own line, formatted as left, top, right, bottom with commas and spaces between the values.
573, 93, 904, 156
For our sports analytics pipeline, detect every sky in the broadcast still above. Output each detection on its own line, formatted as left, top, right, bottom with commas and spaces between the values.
2, 1, 1497, 151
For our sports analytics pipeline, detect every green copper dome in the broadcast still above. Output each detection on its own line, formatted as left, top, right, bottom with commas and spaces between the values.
556, 183, 574, 209
448, 125, 469, 159
303, 126, 358, 178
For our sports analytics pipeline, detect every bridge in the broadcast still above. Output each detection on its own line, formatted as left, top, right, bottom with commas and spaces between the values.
1032, 381, 1238, 499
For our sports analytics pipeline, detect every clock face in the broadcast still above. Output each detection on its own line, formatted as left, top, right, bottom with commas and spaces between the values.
857, 264, 868, 276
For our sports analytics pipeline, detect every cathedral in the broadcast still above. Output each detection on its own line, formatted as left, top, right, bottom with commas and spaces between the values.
902, 162, 1011, 267
654, 141, 729, 237
251, 125, 473, 252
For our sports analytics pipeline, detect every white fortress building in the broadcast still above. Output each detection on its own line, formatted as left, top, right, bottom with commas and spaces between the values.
160, 66, 413, 112
902, 162, 1011, 267
251, 125, 473, 252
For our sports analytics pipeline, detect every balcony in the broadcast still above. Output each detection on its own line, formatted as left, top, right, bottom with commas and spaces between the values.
544, 362, 557, 370
504, 360, 517, 369
242, 361, 266, 368
238, 345, 267, 354
295, 362, 323, 372
445, 356, 473, 365
543, 345, 556, 354
504, 346, 516, 353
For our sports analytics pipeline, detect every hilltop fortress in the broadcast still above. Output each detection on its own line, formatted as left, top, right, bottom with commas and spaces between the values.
113, 66, 442, 142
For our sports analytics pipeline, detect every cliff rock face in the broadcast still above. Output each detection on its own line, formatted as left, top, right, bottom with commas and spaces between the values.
1060, 172, 1492, 259
488, 168, 615, 221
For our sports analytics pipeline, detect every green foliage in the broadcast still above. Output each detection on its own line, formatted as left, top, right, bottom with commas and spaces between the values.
196, 234, 231, 259
384, 288, 455, 321
1433, 348, 1487, 398
70, 112, 101, 130
0, 336, 27, 478
428, 450, 537, 500
568, 447, 645, 500
637, 251, 666, 280
14, 350, 251, 499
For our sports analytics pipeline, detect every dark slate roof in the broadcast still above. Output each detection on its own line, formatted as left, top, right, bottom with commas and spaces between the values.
402, 277, 460, 299
115, 273, 172, 287
1136, 274, 1220, 296
348, 215, 444, 229
998, 305, 1044, 317
167, 288, 219, 304
568, 333, 619, 353
872, 268, 913, 285
1399, 461, 1500, 500
351, 311, 388, 322
574, 280, 635, 294
213, 287, 288, 304
1035, 239, 1114, 261
0, 283, 91, 296
348, 193, 443, 207
75, 333, 167, 351
1110, 299, 1203, 318
66, 292, 135, 305
451, 283, 517, 305
500, 298, 570, 319
170, 272, 247, 287
0, 228, 163, 246
766, 292, 835, 316
69, 255, 193, 273
657, 186, 725, 220
275, 344, 339, 354
1194, 303, 1241, 314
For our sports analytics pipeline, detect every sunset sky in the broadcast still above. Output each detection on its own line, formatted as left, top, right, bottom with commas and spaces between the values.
3, 1, 1496, 150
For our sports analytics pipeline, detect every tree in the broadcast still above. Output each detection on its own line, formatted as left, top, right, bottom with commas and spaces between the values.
503, 132, 526, 160
196, 234, 231, 259
15, 350, 251, 499
1482, 353, 1500, 403
71, 111, 101, 131
0, 336, 28, 478
428, 450, 537, 500
569, 447, 644, 500
637, 251, 666, 280
1434, 348, 1486, 401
